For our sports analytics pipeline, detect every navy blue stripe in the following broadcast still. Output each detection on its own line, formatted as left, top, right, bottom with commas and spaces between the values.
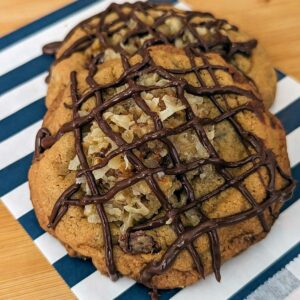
0, 1, 176, 96
276, 69, 286, 82
229, 241, 300, 300
0, 98, 46, 142
0, 152, 33, 196
276, 97, 300, 134
281, 163, 300, 212
0, 0, 178, 51
19, 209, 45, 239
115, 283, 180, 300
53, 255, 96, 287
0, 55, 52, 96
0, 0, 100, 51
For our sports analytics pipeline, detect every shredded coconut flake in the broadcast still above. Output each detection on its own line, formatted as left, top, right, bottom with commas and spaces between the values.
103, 112, 134, 130
76, 176, 86, 185
124, 155, 130, 169
124, 198, 149, 216
166, 217, 173, 225
122, 129, 134, 143
87, 214, 100, 223
68, 155, 80, 171
108, 155, 122, 169
159, 95, 186, 121
103, 48, 121, 62
78, 110, 89, 117
196, 26, 208, 36
206, 125, 215, 141
157, 171, 165, 179
137, 112, 150, 124
144, 96, 160, 112
92, 165, 110, 180
165, 17, 183, 34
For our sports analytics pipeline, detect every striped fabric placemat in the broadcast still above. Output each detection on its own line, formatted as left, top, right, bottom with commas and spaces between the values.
0, 0, 299, 299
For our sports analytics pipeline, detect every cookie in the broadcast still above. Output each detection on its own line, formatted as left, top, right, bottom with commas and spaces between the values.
43, 2, 277, 110
29, 43, 294, 291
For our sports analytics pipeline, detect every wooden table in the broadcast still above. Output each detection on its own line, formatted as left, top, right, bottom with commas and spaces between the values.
0, 1, 299, 299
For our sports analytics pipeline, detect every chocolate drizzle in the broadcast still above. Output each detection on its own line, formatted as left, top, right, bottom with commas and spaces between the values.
44, 2, 257, 65
35, 1, 295, 293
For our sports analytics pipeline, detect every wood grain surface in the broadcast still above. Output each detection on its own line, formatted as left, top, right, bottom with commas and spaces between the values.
183, 0, 300, 80
0, 202, 75, 299
0, 0, 73, 36
0, 0, 299, 299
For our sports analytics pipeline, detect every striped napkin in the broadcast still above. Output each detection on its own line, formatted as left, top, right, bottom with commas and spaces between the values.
0, 0, 299, 299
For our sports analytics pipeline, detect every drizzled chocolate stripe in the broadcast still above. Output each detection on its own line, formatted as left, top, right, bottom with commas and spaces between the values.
43, 2, 257, 65
34, 1, 296, 294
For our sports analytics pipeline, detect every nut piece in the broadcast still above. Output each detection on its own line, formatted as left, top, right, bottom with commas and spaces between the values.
119, 231, 161, 254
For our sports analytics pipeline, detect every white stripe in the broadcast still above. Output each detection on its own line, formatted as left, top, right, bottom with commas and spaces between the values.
0, 120, 41, 170
286, 255, 300, 281
71, 271, 134, 300
1, 182, 32, 218
0, 0, 144, 76
246, 269, 299, 300
34, 232, 67, 264
287, 127, 300, 168
271, 77, 300, 114
175, 2, 191, 10
0, 72, 47, 121
172, 200, 300, 300
286, 287, 300, 300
